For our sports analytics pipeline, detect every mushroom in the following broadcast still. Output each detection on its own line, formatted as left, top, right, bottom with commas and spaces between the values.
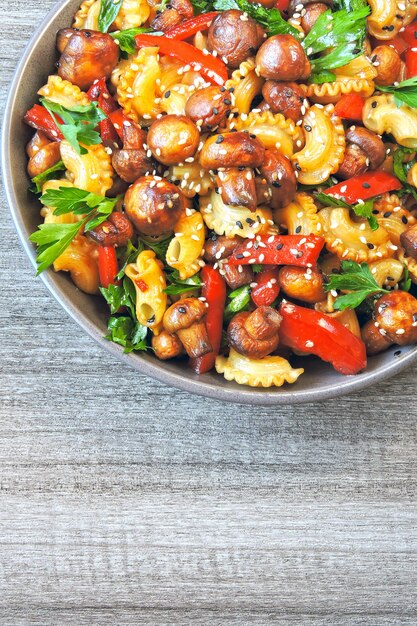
124, 175, 184, 237
260, 149, 297, 209
152, 330, 184, 360
278, 265, 326, 303
255, 35, 311, 82
227, 306, 282, 358
26, 139, 61, 178
147, 115, 200, 166
216, 168, 258, 211
400, 224, 417, 260
111, 121, 155, 182
207, 10, 265, 69
262, 81, 306, 122
185, 86, 233, 131
337, 127, 385, 180
26, 131, 51, 158
57, 30, 119, 90
203, 235, 254, 289
56, 28, 76, 54
151, 0, 193, 31
87, 212, 134, 247
199, 132, 265, 170
163, 297, 212, 358
372, 45, 402, 86
300, 2, 330, 32
374, 291, 417, 345
361, 319, 394, 355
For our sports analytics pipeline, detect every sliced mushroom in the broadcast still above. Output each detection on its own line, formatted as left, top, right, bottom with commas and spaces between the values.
216, 168, 257, 211
152, 330, 184, 360
227, 306, 282, 358
260, 150, 297, 209
374, 291, 417, 345
147, 115, 200, 166
163, 297, 212, 358
57, 30, 119, 90
87, 212, 134, 247
124, 175, 184, 237
255, 34, 311, 82
207, 10, 265, 69
200, 132, 265, 170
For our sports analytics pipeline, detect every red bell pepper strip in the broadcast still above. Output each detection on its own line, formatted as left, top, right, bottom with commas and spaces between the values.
250, 266, 280, 307
165, 12, 219, 40
189, 265, 227, 374
227, 235, 324, 268
334, 94, 365, 121
324, 171, 402, 204
24, 104, 64, 141
279, 301, 367, 375
87, 78, 121, 148
275, 0, 290, 12
98, 245, 119, 288
385, 34, 410, 55
405, 47, 417, 77
108, 109, 134, 142
135, 34, 228, 86
400, 20, 417, 46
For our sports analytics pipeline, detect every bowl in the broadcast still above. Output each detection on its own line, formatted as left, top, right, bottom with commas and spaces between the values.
3, 0, 417, 404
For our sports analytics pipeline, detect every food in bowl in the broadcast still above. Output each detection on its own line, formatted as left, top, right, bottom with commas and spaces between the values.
22, 0, 417, 387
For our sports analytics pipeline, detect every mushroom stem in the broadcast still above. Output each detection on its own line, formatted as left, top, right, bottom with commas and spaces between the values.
244, 307, 282, 341
177, 322, 212, 359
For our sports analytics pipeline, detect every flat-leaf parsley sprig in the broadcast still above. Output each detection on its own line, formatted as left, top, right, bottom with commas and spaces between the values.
325, 260, 388, 310
378, 76, 417, 109
29, 186, 121, 274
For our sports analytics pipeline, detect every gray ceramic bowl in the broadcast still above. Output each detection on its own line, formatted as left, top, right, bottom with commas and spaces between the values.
3, 0, 417, 404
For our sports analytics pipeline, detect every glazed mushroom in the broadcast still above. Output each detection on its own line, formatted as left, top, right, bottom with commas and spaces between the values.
278, 266, 326, 303
87, 212, 134, 247
124, 175, 184, 236
372, 45, 402, 86
337, 127, 386, 180
163, 297, 212, 358
374, 291, 417, 345
216, 168, 258, 211
260, 150, 297, 209
147, 115, 200, 166
199, 132, 265, 170
400, 224, 417, 260
151, 0, 193, 31
152, 330, 184, 360
227, 306, 282, 358
111, 121, 155, 182
203, 235, 254, 289
26, 133, 61, 178
207, 10, 265, 69
57, 29, 119, 90
262, 81, 306, 123
255, 35, 311, 82
56, 28, 76, 54
361, 319, 394, 355
185, 86, 233, 131
300, 2, 330, 32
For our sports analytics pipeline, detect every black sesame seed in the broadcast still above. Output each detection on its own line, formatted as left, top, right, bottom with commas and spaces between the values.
257, 215, 262, 223
253, 242, 259, 250
388, 24, 395, 30
295, 225, 302, 233
295, 163, 301, 171
236, 220, 243, 229
272, 181, 281, 188
228, 87, 235, 92
304, 125, 312, 132
147, 314, 156, 323
178, 307, 186, 314
362, 182, 371, 188
383, 211, 392, 217
372, 209, 379, 214
371, 54, 377, 62
394, 350, 401, 356
216, 135, 224, 143
367, 242, 375, 249
246, 217, 255, 224
402, 215, 408, 224
371, 101, 378, 108
250, 134, 257, 139
235, 253, 244, 259
223, 98, 231, 105
276, 243, 284, 250
215, 187, 220, 194
220, 86, 226, 92
212, 107, 219, 115
296, 251, 303, 258
164, 90, 171, 98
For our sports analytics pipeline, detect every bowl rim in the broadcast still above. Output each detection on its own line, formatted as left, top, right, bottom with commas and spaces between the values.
3, 0, 417, 405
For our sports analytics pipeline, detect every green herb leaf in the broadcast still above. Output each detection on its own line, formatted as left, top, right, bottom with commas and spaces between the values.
213, 0, 302, 38
315, 192, 379, 230
401, 267, 412, 292
224, 284, 251, 322
110, 27, 153, 54
310, 42, 362, 75
29, 221, 83, 275
392, 146, 417, 202
139, 235, 173, 262
325, 260, 388, 310
164, 271, 202, 295
378, 76, 417, 109
98, 0, 123, 33
252, 264, 263, 274
40, 99, 106, 155
100, 276, 137, 318
116, 239, 145, 279
30, 160, 66, 194
105, 316, 148, 352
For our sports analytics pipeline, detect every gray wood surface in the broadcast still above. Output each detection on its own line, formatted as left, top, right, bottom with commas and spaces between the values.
1, 4, 417, 623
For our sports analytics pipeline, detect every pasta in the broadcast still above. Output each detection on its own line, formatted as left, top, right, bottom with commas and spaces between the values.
23, 0, 417, 389
125, 250, 167, 334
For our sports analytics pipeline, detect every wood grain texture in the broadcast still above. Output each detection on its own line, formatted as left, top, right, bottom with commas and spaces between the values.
1, 5, 417, 623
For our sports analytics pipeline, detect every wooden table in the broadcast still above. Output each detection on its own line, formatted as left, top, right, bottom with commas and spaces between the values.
1, 4, 417, 623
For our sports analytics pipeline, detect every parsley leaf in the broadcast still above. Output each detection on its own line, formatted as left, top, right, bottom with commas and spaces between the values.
100, 277, 137, 317
29, 186, 120, 274
30, 160, 66, 194
401, 267, 412, 292
116, 239, 145, 279
325, 260, 388, 310
392, 147, 417, 202
252, 264, 263, 273
378, 76, 417, 109
105, 316, 148, 352
138, 235, 173, 262
110, 27, 153, 55
224, 284, 251, 322
315, 191, 379, 231
98, 0, 123, 33
40, 99, 106, 155
164, 270, 202, 295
